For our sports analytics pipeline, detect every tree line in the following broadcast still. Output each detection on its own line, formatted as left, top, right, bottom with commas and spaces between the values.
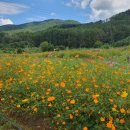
1, 13, 130, 51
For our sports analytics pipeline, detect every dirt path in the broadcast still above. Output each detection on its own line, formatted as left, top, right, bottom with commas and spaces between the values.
0, 112, 53, 130
17, 118, 53, 130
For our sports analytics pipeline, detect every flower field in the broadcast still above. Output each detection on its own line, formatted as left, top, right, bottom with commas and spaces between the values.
0, 47, 130, 130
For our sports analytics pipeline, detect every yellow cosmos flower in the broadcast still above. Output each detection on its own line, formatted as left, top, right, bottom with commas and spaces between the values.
121, 91, 128, 98
94, 99, 99, 104
0, 80, 3, 89
112, 108, 117, 112
85, 88, 90, 92
22, 99, 29, 103
100, 117, 105, 122
16, 105, 21, 108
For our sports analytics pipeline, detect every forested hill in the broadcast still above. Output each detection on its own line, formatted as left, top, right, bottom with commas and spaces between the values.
111, 9, 130, 21
0, 9, 130, 49
39, 9, 130, 48
0, 19, 80, 32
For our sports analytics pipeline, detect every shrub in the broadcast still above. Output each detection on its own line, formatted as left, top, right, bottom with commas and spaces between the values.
101, 44, 111, 49
112, 36, 130, 47
40, 41, 54, 52
55, 45, 66, 51
17, 48, 24, 54
94, 41, 103, 48
10, 41, 33, 49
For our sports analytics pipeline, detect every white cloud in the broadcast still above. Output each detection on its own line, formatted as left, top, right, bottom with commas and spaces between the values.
81, 0, 91, 9
0, 18, 14, 26
67, 0, 130, 21
0, 2, 28, 15
66, 0, 90, 9
90, 0, 130, 21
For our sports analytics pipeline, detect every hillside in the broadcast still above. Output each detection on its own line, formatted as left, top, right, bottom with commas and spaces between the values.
0, 19, 80, 32
1, 9, 130, 49
111, 9, 130, 21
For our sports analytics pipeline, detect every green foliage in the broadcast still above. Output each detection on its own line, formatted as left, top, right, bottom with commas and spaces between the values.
55, 45, 66, 51
40, 41, 54, 52
17, 48, 24, 54
10, 41, 33, 49
113, 36, 130, 47
1, 10, 130, 49
0, 113, 23, 130
94, 41, 103, 48
0, 47, 130, 130
101, 44, 111, 49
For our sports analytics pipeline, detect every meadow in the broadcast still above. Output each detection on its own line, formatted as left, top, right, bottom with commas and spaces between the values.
0, 47, 130, 130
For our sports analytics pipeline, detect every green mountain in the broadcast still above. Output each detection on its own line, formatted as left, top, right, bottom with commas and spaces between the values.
111, 9, 130, 21
0, 19, 80, 32
1, 9, 130, 49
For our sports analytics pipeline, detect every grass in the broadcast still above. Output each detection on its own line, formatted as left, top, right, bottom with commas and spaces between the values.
0, 47, 130, 130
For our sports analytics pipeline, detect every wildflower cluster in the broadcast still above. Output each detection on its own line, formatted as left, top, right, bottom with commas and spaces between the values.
0, 48, 130, 130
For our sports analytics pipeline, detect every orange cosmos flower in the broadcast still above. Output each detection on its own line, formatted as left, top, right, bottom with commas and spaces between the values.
82, 77, 86, 81
47, 96, 55, 101
92, 94, 99, 99
120, 81, 124, 85
111, 124, 116, 130
120, 119, 125, 124
83, 127, 88, 130
70, 99, 76, 104
116, 92, 120, 95
60, 82, 65, 87
127, 79, 130, 83
109, 99, 113, 103
69, 114, 73, 119
120, 108, 125, 113
48, 103, 52, 107
106, 122, 112, 128
33, 107, 38, 112
75, 110, 79, 113
109, 116, 113, 122
62, 121, 66, 125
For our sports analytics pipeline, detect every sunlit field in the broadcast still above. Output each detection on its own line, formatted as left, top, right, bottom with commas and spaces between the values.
0, 47, 130, 130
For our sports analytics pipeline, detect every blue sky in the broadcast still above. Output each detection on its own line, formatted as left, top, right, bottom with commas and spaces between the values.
0, 0, 91, 25
0, 0, 130, 25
